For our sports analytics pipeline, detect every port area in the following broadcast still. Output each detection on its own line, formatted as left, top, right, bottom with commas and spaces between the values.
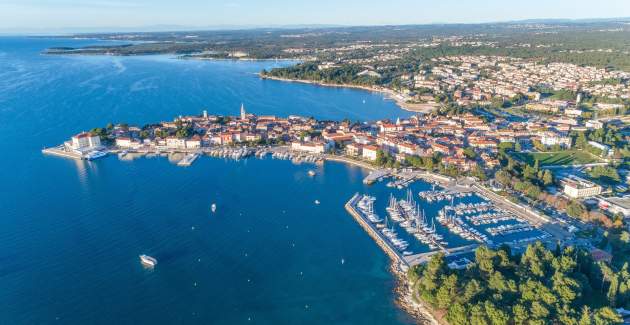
45, 143, 330, 167
345, 179, 571, 270
42, 145, 108, 161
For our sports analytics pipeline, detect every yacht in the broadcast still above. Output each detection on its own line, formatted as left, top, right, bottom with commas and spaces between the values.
140, 254, 157, 268
85, 150, 107, 160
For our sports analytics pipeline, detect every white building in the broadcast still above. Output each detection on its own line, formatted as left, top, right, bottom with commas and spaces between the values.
185, 137, 202, 149
166, 137, 186, 149
115, 137, 135, 148
71, 132, 101, 150
291, 141, 330, 154
561, 176, 602, 198
598, 196, 630, 217
540, 132, 572, 148
588, 141, 613, 157
362, 145, 379, 161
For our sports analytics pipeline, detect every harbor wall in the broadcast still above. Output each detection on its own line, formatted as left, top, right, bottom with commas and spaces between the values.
344, 194, 409, 271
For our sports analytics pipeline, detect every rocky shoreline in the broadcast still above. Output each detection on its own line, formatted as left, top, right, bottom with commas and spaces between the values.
391, 264, 447, 325
259, 75, 438, 114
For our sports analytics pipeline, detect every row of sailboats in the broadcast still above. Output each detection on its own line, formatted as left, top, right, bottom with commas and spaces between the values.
386, 190, 447, 250
356, 195, 411, 253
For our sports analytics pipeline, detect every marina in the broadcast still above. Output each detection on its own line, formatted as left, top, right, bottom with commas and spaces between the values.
346, 181, 555, 270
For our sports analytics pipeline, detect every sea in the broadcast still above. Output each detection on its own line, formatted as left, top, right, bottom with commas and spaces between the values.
0, 37, 420, 324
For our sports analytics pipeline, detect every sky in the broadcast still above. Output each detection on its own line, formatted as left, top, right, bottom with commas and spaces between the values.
1, 0, 630, 33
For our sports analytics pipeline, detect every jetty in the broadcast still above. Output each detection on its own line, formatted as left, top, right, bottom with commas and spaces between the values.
362, 169, 390, 185
345, 194, 409, 270
177, 152, 201, 166
42, 146, 83, 160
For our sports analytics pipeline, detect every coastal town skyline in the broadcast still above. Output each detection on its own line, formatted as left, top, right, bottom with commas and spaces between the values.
2, 0, 630, 33
5, 2, 630, 323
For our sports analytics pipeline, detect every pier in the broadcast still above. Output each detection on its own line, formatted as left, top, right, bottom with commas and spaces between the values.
362, 169, 390, 185
345, 194, 409, 270
42, 146, 83, 160
177, 152, 201, 166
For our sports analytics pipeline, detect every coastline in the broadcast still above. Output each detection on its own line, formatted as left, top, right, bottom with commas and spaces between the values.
260, 75, 438, 114
48, 141, 447, 324
391, 265, 445, 325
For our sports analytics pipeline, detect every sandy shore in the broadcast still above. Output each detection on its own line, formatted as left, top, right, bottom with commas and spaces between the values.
260, 75, 438, 114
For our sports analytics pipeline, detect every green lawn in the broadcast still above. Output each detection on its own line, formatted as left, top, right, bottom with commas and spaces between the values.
512, 150, 600, 167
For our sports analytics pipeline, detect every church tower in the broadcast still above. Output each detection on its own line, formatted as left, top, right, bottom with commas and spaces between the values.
240, 103, 246, 120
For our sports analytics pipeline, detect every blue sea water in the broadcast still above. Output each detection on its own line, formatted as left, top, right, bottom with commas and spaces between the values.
0, 37, 417, 324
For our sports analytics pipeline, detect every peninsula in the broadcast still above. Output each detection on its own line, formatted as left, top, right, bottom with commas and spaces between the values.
43, 102, 630, 323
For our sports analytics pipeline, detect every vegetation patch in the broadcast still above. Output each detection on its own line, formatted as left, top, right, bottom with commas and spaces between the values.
512, 151, 600, 167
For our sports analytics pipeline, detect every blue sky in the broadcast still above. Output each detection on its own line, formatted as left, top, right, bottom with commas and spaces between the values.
1, 0, 630, 33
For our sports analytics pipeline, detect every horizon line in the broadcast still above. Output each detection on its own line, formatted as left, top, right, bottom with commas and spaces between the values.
2, 16, 630, 36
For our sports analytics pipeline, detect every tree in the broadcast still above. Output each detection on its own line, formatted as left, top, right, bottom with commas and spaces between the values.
463, 147, 477, 159
579, 306, 592, 325
567, 201, 587, 219
593, 307, 622, 324
446, 303, 469, 325
543, 170, 554, 186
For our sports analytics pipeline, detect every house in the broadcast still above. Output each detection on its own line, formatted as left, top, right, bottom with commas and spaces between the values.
540, 132, 572, 148
115, 137, 134, 148
185, 135, 202, 149
585, 120, 605, 130
362, 145, 379, 161
291, 141, 330, 154
166, 137, 186, 149
70, 132, 101, 150
346, 143, 363, 156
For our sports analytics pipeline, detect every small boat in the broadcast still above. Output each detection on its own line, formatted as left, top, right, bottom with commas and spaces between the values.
314, 200, 320, 205
211, 203, 217, 213
308, 170, 316, 177
139, 254, 157, 268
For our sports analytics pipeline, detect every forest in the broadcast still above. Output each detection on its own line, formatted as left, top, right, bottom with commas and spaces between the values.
409, 243, 625, 324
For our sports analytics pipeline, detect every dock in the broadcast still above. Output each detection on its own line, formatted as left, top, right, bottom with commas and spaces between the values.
345, 194, 409, 270
346, 193, 482, 268
177, 152, 201, 167
42, 146, 82, 160
363, 169, 390, 185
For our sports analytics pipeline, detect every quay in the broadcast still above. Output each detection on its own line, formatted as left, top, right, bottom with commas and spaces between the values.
42, 146, 83, 160
345, 193, 409, 270
362, 169, 390, 185
177, 152, 201, 167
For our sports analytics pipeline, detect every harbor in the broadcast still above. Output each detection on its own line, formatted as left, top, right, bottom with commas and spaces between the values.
346, 178, 560, 270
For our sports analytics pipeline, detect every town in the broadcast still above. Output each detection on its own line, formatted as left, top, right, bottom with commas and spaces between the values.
43, 91, 630, 258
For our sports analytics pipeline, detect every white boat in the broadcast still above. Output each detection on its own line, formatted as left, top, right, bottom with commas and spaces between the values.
314, 200, 320, 205
85, 150, 107, 160
139, 254, 157, 268
211, 203, 217, 213
308, 170, 316, 177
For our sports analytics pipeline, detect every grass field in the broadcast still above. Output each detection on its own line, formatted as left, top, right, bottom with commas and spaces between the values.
512, 151, 600, 167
